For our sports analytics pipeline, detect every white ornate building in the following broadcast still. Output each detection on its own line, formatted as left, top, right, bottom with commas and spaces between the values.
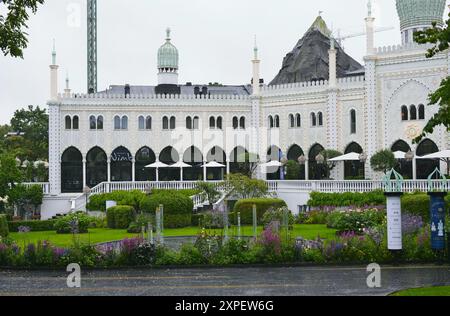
44, 0, 449, 215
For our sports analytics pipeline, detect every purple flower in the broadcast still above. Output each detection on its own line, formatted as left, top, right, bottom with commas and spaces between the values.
402, 213, 423, 235
18, 226, 31, 233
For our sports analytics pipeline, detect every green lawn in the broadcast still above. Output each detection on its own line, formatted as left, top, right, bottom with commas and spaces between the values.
390, 286, 450, 296
9, 224, 336, 248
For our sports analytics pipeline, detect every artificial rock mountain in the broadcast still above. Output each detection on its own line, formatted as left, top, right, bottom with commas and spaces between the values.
270, 16, 363, 85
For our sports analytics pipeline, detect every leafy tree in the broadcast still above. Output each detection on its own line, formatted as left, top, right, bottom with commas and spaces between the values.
9, 105, 48, 161
234, 152, 259, 178
285, 160, 301, 180
195, 181, 221, 205
413, 16, 450, 143
370, 149, 397, 174
0, 0, 45, 58
0, 154, 23, 199
321, 149, 343, 179
223, 174, 268, 200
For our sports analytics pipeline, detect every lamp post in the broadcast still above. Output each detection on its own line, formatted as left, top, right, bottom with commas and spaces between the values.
315, 153, 325, 180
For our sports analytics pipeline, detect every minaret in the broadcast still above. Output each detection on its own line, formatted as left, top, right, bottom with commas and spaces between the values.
64, 72, 71, 97
252, 37, 261, 96
365, 0, 375, 55
157, 28, 179, 85
328, 37, 337, 87
50, 39, 59, 100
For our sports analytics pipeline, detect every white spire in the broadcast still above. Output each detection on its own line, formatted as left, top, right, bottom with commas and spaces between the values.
367, 0, 372, 17
51, 39, 56, 65
253, 35, 258, 60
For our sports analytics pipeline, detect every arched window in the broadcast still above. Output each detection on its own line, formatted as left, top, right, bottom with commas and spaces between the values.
416, 139, 439, 179
162, 116, 169, 130
308, 143, 325, 180
97, 116, 103, 130
193, 116, 200, 130
121, 116, 128, 130
90, 116, 97, 130
287, 144, 305, 180
232, 116, 239, 130
239, 116, 246, 129
170, 116, 176, 129
138, 116, 145, 130
418, 104, 425, 120
274, 115, 280, 128
135, 147, 156, 181
410, 105, 417, 120
86, 147, 107, 188
145, 116, 152, 130
266, 145, 283, 180
186, 116, 192, 130
209, 117, 216, 129
159, 146, 180, 181
216, 116, 223, 130
318, 112, 323, 126
296, 114, 301, 127
391, 140, 413, 179
72, 116, 79, 130
61, 147, 83, 193
110, 146, 132, 182
350, 109, 356, 134
401, 105, 408, 121
65, 116, 72, 130
183, 146, 204, 180
289, 114, 295, 128
269, 116, 274, 128
311, 113, 317, 127
344, 142, 364, 180
114, 116, 121, 130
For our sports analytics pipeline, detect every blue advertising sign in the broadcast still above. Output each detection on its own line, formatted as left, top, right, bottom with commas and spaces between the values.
429, 193, 447, 250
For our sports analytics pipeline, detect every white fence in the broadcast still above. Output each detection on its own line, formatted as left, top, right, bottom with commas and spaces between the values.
22, 182, 50, 195
88, 179, 449, 196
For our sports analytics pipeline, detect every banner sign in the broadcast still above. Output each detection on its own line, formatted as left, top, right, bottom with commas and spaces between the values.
386, 194, 402, 250
111, 149, 133, 162
429, 193, 446, 250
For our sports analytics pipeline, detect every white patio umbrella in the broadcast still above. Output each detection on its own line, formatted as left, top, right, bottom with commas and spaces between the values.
328, 152, 360, 162
202, 161, 226, 180
202, 161, 226, 168
145, 161, 169, 182
166, 161, 192, 181
417, 150, 450, 175
393, 151, 406, 159
260, 160, 283, 167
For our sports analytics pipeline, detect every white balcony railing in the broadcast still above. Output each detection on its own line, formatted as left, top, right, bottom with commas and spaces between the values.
22, 182, 50, 195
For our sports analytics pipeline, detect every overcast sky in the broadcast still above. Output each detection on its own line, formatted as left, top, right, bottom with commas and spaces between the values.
0, 0, 443, 124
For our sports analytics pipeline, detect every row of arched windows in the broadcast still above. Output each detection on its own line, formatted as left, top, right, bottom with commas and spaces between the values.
268, 115, 280, 129
401, 104, 425, 121
209, 116, 223, 130
65, 115, 79, 130
311, 112, 323, 127
289, 114, 302, 128
186, 116, 200, 130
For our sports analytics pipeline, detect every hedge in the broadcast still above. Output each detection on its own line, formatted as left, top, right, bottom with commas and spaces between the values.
308, 191, 385, 207
107, 206, 135, 229
231, 198, 287, 225
140, 191, 193, 228
87, 190, 146, 212
151, 189, 200, 198
0, 215, 8, 238
8, 220, 56, 232
402, 193, 450, 222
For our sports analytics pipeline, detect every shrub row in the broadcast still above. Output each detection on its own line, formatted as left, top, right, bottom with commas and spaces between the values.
107, 206, 135, 229
0, 215, 8, 238
139, 191, 193, 228
8, 220, 56, 232
87, 190, 147, 212
230, 198, 287, 225
308, 191, 385, 207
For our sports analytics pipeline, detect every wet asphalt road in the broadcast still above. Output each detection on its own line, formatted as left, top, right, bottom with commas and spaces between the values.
0, 265, 449, 296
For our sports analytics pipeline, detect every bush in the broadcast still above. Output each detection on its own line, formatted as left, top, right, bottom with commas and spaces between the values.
107, 206, 135, 229
8, 220, 55, 232
0, 214, 8, 238
151, 189, 200, 198
54, 212, 92, 234
303, 211, 329, 224
231, 198, 287, 225
261, 206, 295, 227
140, 191, 193, 228
87, 190, 146, 212
326, 209, 386, 234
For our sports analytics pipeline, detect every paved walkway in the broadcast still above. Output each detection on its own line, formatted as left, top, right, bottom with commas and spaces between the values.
0, 265, 449, 296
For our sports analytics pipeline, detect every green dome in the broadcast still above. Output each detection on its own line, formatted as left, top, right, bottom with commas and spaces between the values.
157, 28, 179, 69
396, 0, 445, 30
